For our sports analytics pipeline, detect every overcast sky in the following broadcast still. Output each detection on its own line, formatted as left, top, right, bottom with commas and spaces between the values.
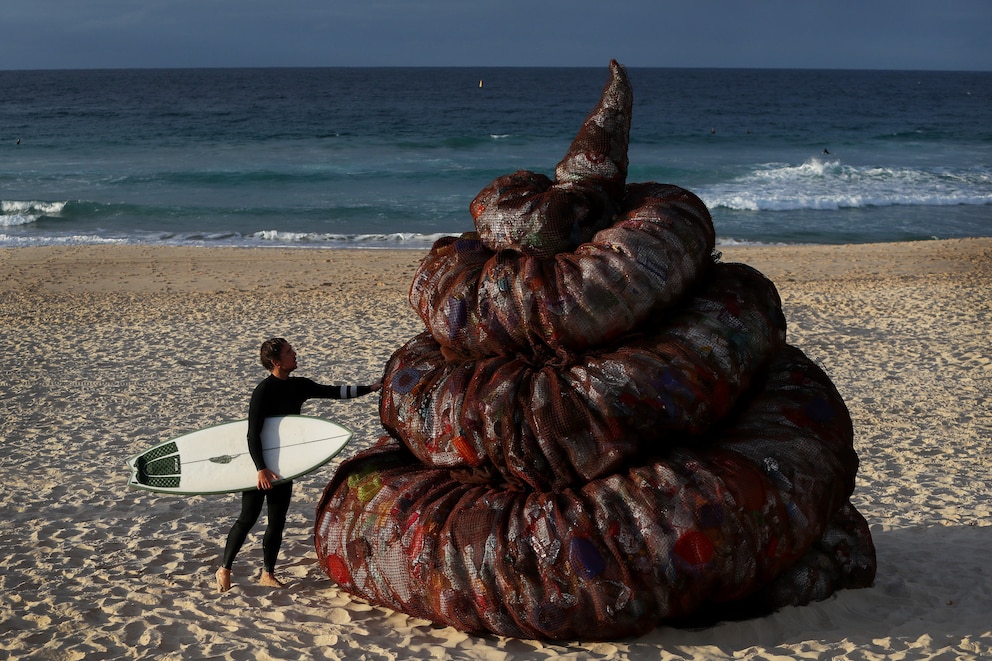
3, 0, 990, 71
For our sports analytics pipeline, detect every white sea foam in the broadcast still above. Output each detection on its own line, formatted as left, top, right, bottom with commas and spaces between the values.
715, 236, 788, 248
250, 230, 447, 248
702, 159, 992, 212
0, 213, 36, 228
0, 233, 128, 247
0, 230, 445, 249
0, 200, 67, 227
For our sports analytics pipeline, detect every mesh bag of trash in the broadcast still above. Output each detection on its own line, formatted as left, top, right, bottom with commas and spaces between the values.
314, 59, 876, 640
412, 181, 716, 359
383, 262, 787, 491
470, 60, 632, 257
741, 501, 877, 612
315, 345, 875, 641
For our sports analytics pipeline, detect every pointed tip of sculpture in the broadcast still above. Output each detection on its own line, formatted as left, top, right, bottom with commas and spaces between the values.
605, 58, 632, 113
470, 58, 636, 256
609, 59, 627, 80
554, 59, 633, 187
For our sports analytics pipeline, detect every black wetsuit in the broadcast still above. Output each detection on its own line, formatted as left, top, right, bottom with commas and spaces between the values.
222, 376, 374, 573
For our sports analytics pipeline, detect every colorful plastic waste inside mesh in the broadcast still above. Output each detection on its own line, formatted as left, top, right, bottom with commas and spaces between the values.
315, 60, 876, 640
385, 262, 788, 491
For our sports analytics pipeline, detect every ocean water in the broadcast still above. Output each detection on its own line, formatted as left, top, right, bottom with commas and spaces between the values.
1, 67, 990, 249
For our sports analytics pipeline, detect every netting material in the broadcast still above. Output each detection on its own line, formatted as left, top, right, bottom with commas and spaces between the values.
315, 60, 876, 640
413, 182, 715, 359
315, 347, 873, 640
385, 263, 786, 491
471, 60, 632, 257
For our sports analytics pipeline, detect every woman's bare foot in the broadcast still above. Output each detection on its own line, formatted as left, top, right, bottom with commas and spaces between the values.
259, 571, 285, 588
215, 567, 232, 593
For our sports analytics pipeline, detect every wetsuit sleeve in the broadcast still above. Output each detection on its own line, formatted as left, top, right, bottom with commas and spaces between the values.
247, 381, 268, 471
300, 377, 375, 400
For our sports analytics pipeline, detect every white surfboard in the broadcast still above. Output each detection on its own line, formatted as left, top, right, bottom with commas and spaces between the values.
126, 415, 352, 495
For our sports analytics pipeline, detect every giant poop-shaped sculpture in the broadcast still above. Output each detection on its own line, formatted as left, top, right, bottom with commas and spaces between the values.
314, 61, 877, 641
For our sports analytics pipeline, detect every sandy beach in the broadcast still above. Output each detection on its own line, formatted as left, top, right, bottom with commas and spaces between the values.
1, 238, 990, 660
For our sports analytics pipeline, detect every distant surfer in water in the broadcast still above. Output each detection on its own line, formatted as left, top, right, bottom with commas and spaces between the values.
216, 337, 381, 592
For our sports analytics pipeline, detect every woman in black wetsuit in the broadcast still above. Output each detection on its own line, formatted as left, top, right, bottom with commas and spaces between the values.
216, 337, 380, 592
